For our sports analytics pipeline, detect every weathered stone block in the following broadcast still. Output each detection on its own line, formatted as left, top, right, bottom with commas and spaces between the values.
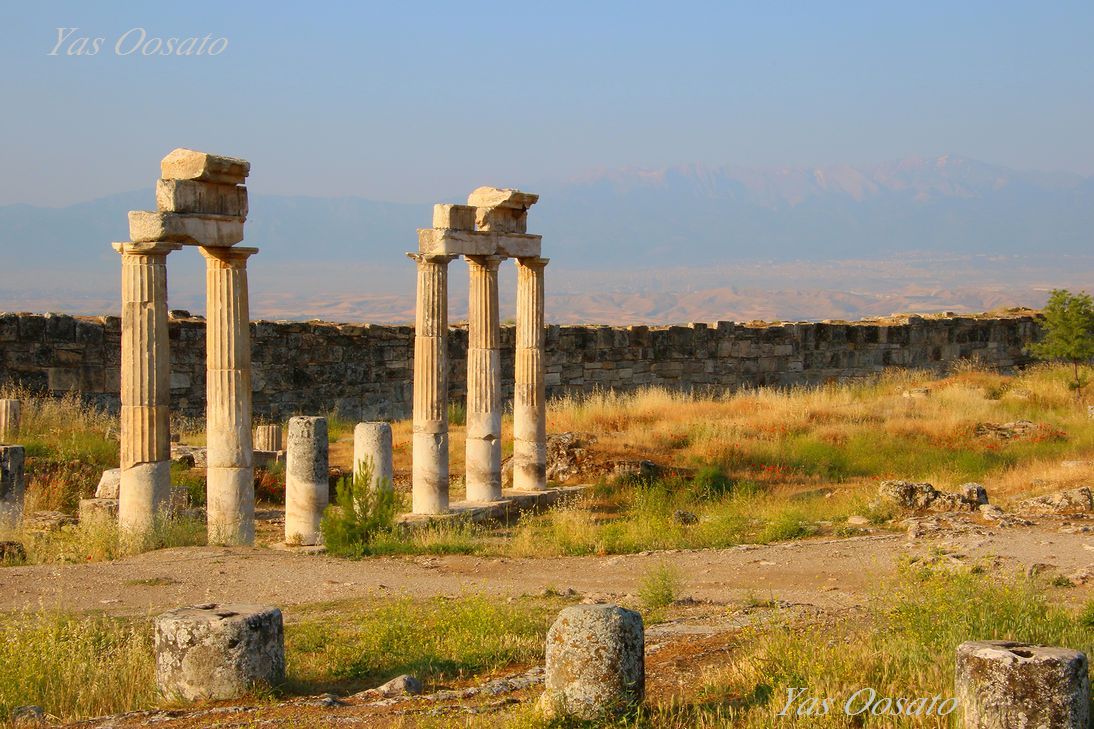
432, 204, 476, 231
154, 603, 284, 701
0, 445, 25, 504
254, 424, 283, 452
467, 186, 538, 233
79, 497, 118, 525
0, 399, 19, 442
128, 211, 244, 247
160, 148, 250, 185
156, 179, 248, 217
417, 228, 542, 258
956, 640, 1089, 728
95, 468, 121, 499
540, 604, 644, 719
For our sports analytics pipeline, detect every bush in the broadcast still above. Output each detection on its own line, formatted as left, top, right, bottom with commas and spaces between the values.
639, 562, 681, 614
320, 461, 400, 557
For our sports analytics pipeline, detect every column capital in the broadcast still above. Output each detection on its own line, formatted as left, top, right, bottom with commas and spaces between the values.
466, 254, 505, 271
112, 241, 184, 257
516, 256, 549, 270
406, 252, 457, 265
199, 246, 259, 267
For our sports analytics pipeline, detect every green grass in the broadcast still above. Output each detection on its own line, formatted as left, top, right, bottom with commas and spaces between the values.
0, 514, 206, 566
638, 563, 682, 618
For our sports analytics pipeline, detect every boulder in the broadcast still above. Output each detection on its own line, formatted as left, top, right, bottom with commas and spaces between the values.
79, 498, 119, 525
1017, 487, 1094, 515
878, 480, 986, 513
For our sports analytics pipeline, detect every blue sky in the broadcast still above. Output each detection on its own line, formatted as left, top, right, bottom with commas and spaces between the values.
1, 1, 1091, 206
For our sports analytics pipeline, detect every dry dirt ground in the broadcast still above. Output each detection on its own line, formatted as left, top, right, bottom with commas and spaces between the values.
5, 516, 1092, 727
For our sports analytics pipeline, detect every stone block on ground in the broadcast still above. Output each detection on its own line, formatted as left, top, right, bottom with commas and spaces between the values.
0, 445, 25, 503
160, 148, 250, 185
128, 211, 244, 247
0, 399, 20, 441
79, 498, 119, 525
22, 510, 76, 534
154, 603, 284, 701
95, 468, 121, 499
955, 640, 1089, 728
1016, 487, 1094, 515
540, 604, 644, 719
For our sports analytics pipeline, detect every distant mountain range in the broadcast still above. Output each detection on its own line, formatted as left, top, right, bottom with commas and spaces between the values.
1, 155, 1091, 323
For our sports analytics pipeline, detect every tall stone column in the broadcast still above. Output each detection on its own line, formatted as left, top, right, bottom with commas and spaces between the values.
200, 246, 258, 545
514, 257, 548, 491
114, 241, 180, 533
465, 255, 503, 502
410, 253, 453, 514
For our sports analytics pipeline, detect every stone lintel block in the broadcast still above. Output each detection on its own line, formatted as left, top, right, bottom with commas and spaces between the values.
156, 179, 248, 218
468, 186, 538, 233
161, 148, 250, 185
154, 603, 284, 701
418, 228, 540, 258
129, 211, 245, 247
432, 204, 476, 231
467, 186, 539, 210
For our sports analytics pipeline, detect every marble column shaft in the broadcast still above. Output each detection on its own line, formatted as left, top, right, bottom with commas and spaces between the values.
285, 416, 328, 546
116, 241, 179, 532
353, 422, 393, 492
411, 254, 453, 514
201, 246, 258, 546
514, 257, 548, 491
465, 255, 503, 502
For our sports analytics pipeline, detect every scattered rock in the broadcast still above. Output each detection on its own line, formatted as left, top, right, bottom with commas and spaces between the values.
979, 504, 1006, 521
975, 420, 1040, 440
879, 480, 985, 513
1026, 562, 1055, 578
960, 483, 989, 506
11, 705, 45, 726
609, 459, 660, 482
1067, 566, 1094, 586
373, 674, 423, 698
503, 432, 597, 485
94, 468, 121, 499
902, 387, 931, 398
170, 444, 207, 469
22, 510, 76, 533
672, 509, 698, 525
79, 497, 118, 525
1017, 487, 1094, 515
846, 515, 870, 526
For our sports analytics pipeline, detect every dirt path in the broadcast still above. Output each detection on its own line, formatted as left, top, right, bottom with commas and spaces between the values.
3, 521, 1091, 617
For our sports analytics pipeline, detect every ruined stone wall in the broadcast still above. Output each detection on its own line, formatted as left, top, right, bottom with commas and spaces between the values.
0, 312, 1039, 420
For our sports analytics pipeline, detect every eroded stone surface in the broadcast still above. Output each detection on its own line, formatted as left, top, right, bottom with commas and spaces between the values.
878, 480, 987, 512
156, 179, 248, 217
1017, 487, 1094, 515
128, 211, 244, 247
154, 603, 284, 702
955, 640, 1089, 728
540, 604, 644, 720
95, 468, 121, 499
353, 422, 393, 491
0, 399, 20, 442
285, 416, 328, 545
79, 497, 119, 525
160, 148, 250, 185
0, 445, 25, 504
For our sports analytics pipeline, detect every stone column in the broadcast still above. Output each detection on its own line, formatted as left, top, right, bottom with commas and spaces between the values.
465, 255, 503, 502
115, 241, 180, 533
254, 425, 282, 452
410, 254, 453, 514
513, 257, 548, 491
200, 246, 258, 546
0, 399, 20, 442
285, 416, 328, 545
353, 422, 393, 491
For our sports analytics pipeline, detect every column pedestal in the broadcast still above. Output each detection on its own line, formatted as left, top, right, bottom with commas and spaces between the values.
200, 246, 258, 545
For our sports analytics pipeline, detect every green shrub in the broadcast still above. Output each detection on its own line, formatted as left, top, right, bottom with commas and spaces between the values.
639, 562, 681, 614
320, 461, 401, 557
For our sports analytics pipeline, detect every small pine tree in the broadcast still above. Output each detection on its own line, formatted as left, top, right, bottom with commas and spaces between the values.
320, 458, 399, 556
1028, 289, 1094, 400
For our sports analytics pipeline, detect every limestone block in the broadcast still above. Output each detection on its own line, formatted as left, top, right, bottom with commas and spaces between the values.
956, 640, 1089, 728
160, 148, 250, 185
254, 424, 283, 453
156, 179, 248, 217
540, 604, 644, 719
432, 204, 476, 231
0, 445, 25, 504
285, 416, 328, 545
154, 603, 284, 701
353, 422, 393, 491
79, 497, 119, 525
467, 186, 539, 233
0, 399, 20, 442
417, 228, 542, 258
95, 468, 121, 499
128, 211, 245, 247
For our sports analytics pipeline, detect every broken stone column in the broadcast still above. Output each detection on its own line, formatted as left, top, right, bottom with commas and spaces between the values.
285, 416, 328, 545
154, 603, 284, 701
0, 399, 20, 442
410, 254, 453, 514
956, 640, 1089, 728
353, 422, 393, 491
540, 604, 644, 720
514, 257, 549, 491
0, 445, 25, 507
201, 246, 258, 546
114, 241, 181, 533
254, 424, 283, 453
465, 255, 504, 502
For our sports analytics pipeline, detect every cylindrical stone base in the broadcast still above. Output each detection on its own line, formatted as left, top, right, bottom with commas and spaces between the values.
412, 431, 448, 514
540, 604, 645, 720
353, 422, 393, 491
118, 461, 171, 533
465, 412, 502, 502
254, 424, 283, 453
0, 399, 20, 442
0, 445, 25, 509
956, 640, 1090, 728
285, 416, 328, 545
154, 603, 285, 702
206, 467, 255, 545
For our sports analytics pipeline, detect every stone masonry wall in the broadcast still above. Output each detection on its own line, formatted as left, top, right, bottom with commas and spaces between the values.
0, 311, 1039, 421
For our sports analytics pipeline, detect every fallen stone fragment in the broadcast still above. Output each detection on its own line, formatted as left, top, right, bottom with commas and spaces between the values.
1017, 487, 1094, 515
22, 510, 76, 533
